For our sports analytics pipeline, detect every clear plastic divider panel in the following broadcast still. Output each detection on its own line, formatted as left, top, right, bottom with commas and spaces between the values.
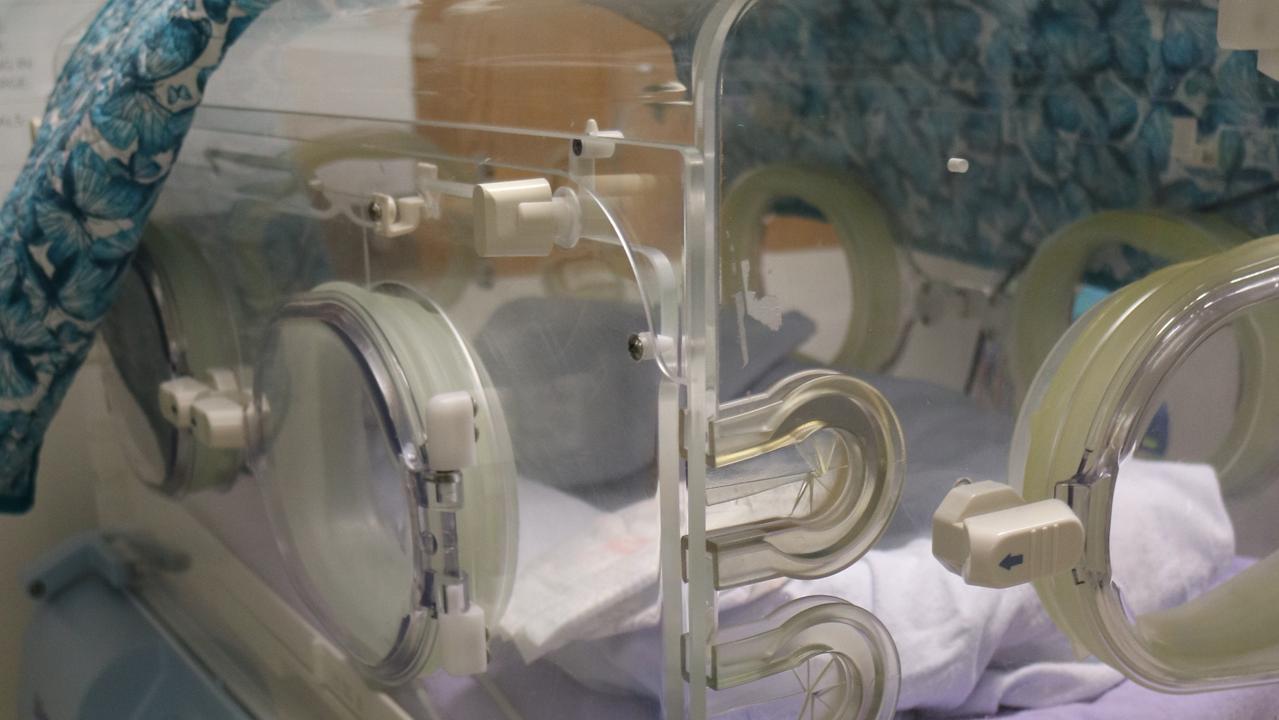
1115, 294, 1279, 680
1010, 235, 1279, 690
78, 0, 1279, 718
704, 0, 1279, 717
94, 7, 700, 709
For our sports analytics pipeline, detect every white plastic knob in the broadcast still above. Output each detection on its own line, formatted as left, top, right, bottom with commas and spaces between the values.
933, 480, 1084, 589
628, 331, 676, 363
517, 188, 581, 250
438, 584, 488, 676
158, 377, 211, 428
190, 395, 248, 450
574, 119, 621, 160
473, 178, 557, 257
425, 392, 477, 472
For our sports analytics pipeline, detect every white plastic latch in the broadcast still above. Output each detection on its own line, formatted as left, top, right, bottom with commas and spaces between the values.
159, 377, 210, 428
438, 583, 488, 676
159, 369, 250, 450
425, 391, 477, 472
932, 480, 1084, 589
368, 162, 446, 238
369, 193, 426, 238
569, 119, 625, 187
190, 395, 248, 449
1219, 0, 1279, 80
574, 118, 622, 160
473, 179, 581, 257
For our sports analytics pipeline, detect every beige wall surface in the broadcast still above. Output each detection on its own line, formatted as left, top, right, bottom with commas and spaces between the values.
0, 374, 100, 716
0, 1, 104, 196
0, 3, 107, 714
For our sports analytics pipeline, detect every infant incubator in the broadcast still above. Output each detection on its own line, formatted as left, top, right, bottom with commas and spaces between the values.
16, 0, 1279, 718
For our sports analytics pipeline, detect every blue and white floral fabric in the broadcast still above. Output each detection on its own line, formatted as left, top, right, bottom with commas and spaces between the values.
720, 0, 1279, 272
0, 0, 275, 512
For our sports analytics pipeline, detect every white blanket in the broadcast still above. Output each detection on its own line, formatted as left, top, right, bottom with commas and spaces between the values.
519, 372, 1235, 715
543, 459, 1232, 715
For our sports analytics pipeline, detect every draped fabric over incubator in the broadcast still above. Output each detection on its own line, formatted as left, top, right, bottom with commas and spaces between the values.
0, 0, 277, 512
719, 0, 1279, 279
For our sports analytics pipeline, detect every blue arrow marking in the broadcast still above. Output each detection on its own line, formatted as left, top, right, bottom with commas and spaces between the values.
1000, 553, 1024, 571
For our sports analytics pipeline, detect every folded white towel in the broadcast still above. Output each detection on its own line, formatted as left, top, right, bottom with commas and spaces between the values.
498, 479, 783, 660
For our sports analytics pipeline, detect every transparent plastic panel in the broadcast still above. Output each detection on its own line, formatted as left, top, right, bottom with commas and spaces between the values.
97, 226, 242, 498
1014, 234, 1279, 691
1113, 301, 1279, 606
256, 313, 421, 673
75, 0, 1279, 717
99, 260, 177, 490
706, 0, 1279, 714
204, 0, 718, 145
756, 216, 857, 367
92, 32, 694, 713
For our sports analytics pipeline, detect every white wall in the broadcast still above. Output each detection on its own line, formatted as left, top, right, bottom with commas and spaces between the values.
0, 1, 103, 194
0, 4, 106, 709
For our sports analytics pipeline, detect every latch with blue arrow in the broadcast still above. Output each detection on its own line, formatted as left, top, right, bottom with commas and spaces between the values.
999, 553, 1024, 571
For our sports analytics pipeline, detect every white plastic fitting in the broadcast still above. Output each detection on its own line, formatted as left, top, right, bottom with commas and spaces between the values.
518, 187, 582, 251
425, 391, 477, 472
574, 118, 623, 160
473, 178, 583, 257
414, 161, 444, 221
190, 395, 249, 450
159, 369, 246, 447
159, 377, 210, 428
367, 162, 453, 239
438, 583, 487, 676
628, 331, 676, 363
1219, 0, 1279, 80
369, 193, 426, 239
933, 480, 1084, 589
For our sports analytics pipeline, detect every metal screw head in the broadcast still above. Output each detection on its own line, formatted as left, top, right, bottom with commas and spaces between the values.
572, 138, 584, 157
627, 333, 645, 362
367, 200, 384, 222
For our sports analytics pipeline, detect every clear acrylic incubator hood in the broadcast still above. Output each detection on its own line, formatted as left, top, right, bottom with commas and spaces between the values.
60, 0, 1279, 717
